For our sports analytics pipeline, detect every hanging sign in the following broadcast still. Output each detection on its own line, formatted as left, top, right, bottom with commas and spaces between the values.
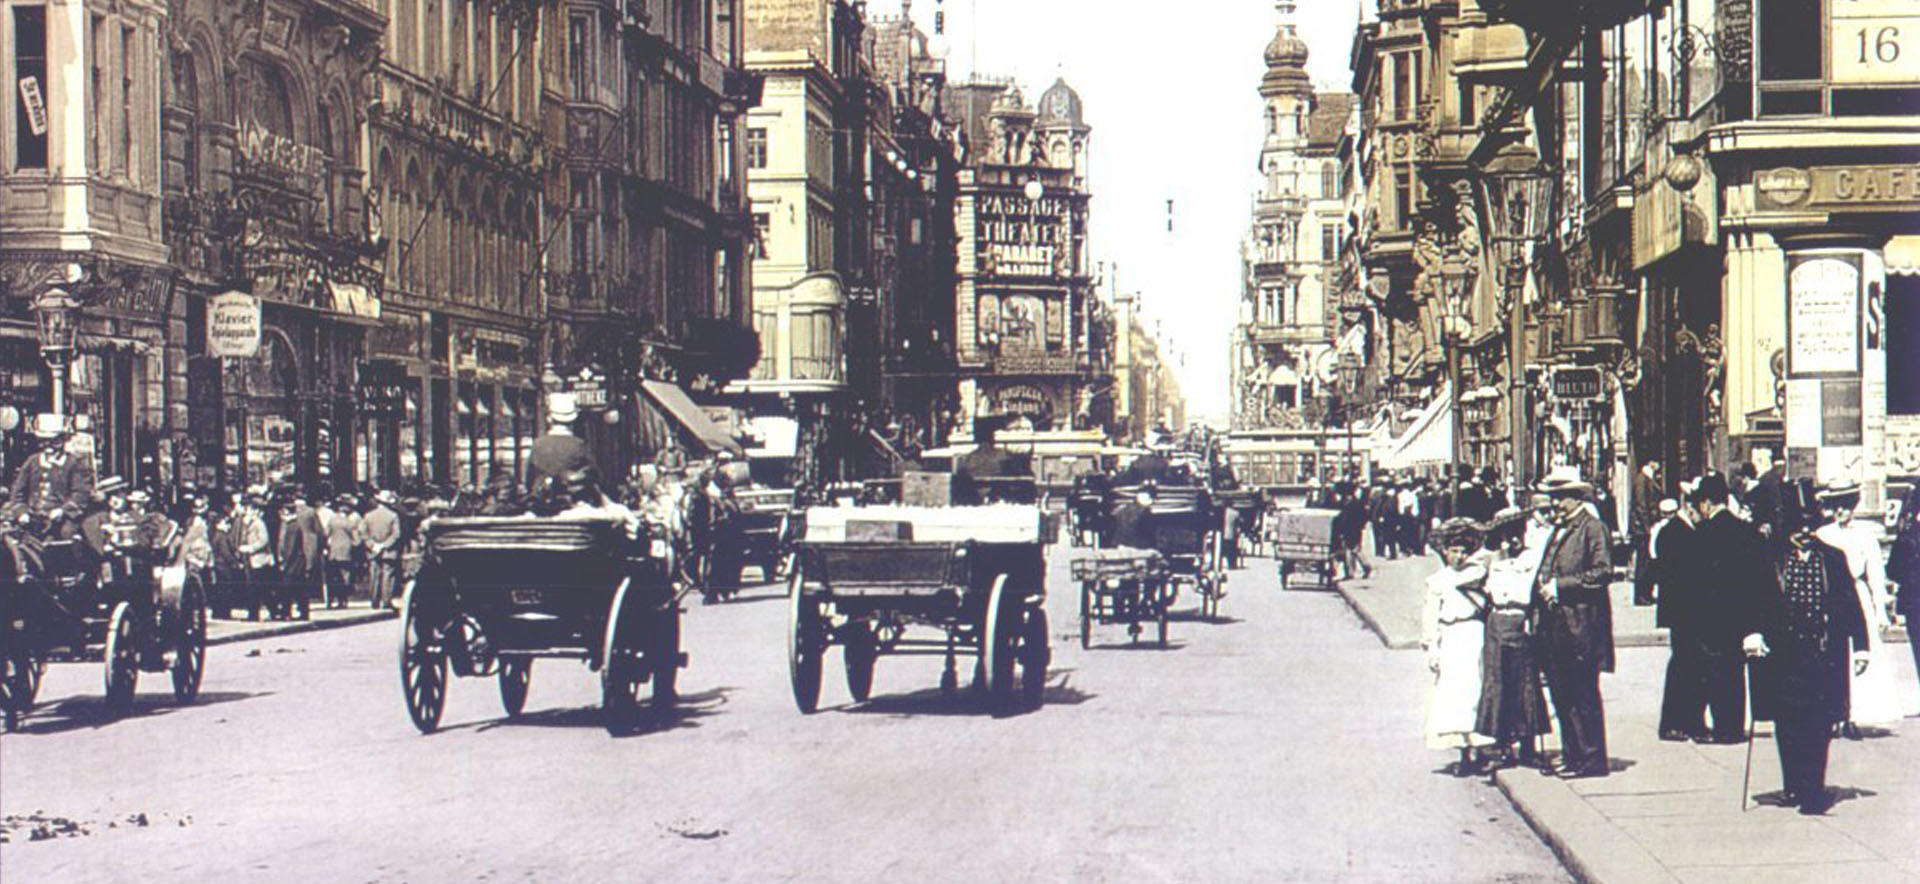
208, 291, 262, 358
1786, 254, 1862, 377
17, 76, 46, 135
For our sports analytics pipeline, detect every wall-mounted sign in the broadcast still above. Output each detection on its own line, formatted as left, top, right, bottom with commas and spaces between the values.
238, 121, 325, 194
1831, 0, 1920, 85
207, 291, 262, 359
1758, 164, 1920, 212
16, 76, 46, 136
1787, 253, 1862, 377
1822, 377, 1865, 445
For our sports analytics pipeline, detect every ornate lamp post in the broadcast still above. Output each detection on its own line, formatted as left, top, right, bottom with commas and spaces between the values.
1338, 351, 1362, 481
32, 283, 81, 418
1477, 142, 1557, 497
1440, 269, 1473, 515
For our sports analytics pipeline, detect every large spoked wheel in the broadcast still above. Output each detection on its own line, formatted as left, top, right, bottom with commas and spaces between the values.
2, 645, 37, 731
843, 621, 876, 704
983, 576, 1019, 712
651, 602, 680, 711
103, 601, 139, 713
171, 579, 208, 703
498, 658, 531, 718
1018, 606, 1050, 709
600, 579, 645, 735
1078, 582, 1093, 650
398, 583, 449, 735
787, 573, 823, 714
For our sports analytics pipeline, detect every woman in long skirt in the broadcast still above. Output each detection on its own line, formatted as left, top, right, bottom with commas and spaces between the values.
1813, 482, 1903, 734
1423, 518, 1493, 775
1477, 508, 1553, 768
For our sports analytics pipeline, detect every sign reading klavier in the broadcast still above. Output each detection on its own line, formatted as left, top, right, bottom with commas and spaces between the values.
207, 291, 261, 359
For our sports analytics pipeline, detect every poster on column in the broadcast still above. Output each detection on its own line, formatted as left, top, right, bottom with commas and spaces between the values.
1785, 379, 1822, 449
1787, 253, 1862, 377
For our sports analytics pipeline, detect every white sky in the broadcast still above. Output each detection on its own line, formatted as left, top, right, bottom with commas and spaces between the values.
873, 0, 1360, 425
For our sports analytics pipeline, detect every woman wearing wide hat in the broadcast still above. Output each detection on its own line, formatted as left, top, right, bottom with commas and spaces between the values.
1422, 517, 1493, 775
1810, 481, 1902, 736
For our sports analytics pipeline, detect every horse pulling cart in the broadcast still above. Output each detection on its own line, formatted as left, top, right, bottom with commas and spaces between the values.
1071, 548, 1170, 648
787, 480, 1050, 716
0, 534, 207, 730
397, 516, 682, 735
1268, 507, 1341, 590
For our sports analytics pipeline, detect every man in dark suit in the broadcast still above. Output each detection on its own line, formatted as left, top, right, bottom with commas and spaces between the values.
527, 393, 598, 498
953, 415, 1032, 505
275, 491, 323, 620
1533, 465, 1618, 778
1677, 473, 1769, 743
1651, 496, 1705, 741
1744, 449, 1787, 542
1745, 478, 1871, 816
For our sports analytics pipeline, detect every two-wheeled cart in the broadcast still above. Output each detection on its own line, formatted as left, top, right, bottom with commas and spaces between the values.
1072, 548, 1171, 648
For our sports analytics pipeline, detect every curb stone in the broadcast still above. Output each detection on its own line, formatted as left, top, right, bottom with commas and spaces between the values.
207, 610, 395, 647
1494, 768, 1682, 884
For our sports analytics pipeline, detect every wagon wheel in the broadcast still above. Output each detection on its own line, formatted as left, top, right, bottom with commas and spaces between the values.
398, 582, 449, 735
601, 579, 645, 735
843, 621, 876, 704
1157, 585, 1171, 649
983, 576, 1020, 713
650, 601, 680, 711
1078, 582, 1093, 649
1018, 605, 1050, 710
170, 578, 208, 703
2, 646, 35, 731
498, 659, 531, 718
102, 601, 139, 713
787, 572, 823, 714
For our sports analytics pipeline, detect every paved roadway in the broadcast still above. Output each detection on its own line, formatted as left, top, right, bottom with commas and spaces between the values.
1, 550, 1570, 883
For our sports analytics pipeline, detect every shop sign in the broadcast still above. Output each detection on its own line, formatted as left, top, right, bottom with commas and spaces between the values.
208, 291, 262, 358
1831, 0, 1920, 85
1550, 366, 1603, 401
1786, 254, 1862, 377
1759, 164, 1920, 212
238, 121, 325, 194
571, 376, 608, 409
994, 384, 1050, 418
356, 360, 407, 419
1822, 377, 1865, 445
16, 75, 46, 136
98, 271, 172, 320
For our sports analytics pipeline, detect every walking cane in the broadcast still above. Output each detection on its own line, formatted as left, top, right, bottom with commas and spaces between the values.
1740, 659, 1756, 812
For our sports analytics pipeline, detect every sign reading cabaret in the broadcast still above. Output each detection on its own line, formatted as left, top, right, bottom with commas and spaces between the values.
976, 192, 1071, 278
208, 291, 262, 359
1787, 254, 1863, 377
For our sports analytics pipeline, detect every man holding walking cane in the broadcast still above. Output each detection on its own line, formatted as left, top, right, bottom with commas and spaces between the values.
1742, 478, 1871, 816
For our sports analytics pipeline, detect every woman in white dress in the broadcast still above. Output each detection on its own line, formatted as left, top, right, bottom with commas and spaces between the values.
1813, 482, 1902, 735
1423, 518, 1493, 775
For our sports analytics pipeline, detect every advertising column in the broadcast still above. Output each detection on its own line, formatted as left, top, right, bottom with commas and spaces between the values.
1783, 248, 1884, 502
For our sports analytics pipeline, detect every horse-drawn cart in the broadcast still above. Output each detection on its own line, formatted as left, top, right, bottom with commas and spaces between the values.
0, 534, 207, 730
1071, 548, 1170, 648
1268, 507, 1341, 590
787, 493, 1050, 716
397, 516, 681, 735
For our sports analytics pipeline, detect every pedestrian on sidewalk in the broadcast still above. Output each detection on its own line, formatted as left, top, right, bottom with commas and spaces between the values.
1477, 508, 1552, 769
235, 489, 274, 622
1812, 481, 1902, 737
1422, 517, 1493, 776
363, 490, 402, 609
1337, 483, 1372, 579
1745, 478, 1872, 816
1532, 465, 1617, 779
276, 491, 321, 620
1888, 485, 1920, 715
322, 493, 363, 609
1368, 478, 1397, 559
1669, 473, 1761, 745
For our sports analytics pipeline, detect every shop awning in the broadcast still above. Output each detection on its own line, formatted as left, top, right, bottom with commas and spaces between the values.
1381, 383, 1453, 471
640, 380, 743, 456
1887, 236, 1920, 276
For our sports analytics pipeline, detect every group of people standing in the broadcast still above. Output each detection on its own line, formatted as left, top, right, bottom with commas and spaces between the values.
1426, 455, 1918, 817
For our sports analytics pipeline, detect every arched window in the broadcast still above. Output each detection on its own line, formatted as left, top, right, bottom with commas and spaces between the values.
247, 61, 295, 140
403, 158, 423, 291
317, 102, 337, 229
376, 148, 396, 280
1265, 105, 1278, 135
171, 51, 201, 192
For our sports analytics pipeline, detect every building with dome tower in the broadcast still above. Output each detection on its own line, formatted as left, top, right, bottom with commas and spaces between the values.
1232, 2, 1360, 463
946, 74, 1107, 436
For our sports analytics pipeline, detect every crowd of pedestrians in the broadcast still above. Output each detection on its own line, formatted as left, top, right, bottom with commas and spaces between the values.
1420, 455, 1920, 818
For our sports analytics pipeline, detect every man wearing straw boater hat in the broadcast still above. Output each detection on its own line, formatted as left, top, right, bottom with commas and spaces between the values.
1531, 464, 1617, 779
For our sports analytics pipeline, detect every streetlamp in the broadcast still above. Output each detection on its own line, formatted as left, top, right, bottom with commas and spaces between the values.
1476, 141, 1557, 498
32, 283, 81, 418
1439, 268, 1473, 516
1338, 351, 1362, 482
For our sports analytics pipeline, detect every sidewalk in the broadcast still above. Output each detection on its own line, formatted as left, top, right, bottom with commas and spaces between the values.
1334, 554, 1908, 651
207, 607, 394, 646
1328, 552, 1920, 883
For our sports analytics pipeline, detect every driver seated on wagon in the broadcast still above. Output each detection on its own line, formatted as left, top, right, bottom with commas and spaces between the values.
951, 415, 1033, 506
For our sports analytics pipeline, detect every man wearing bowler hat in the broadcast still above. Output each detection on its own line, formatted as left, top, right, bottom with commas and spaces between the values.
1532, 465, 1617, 778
